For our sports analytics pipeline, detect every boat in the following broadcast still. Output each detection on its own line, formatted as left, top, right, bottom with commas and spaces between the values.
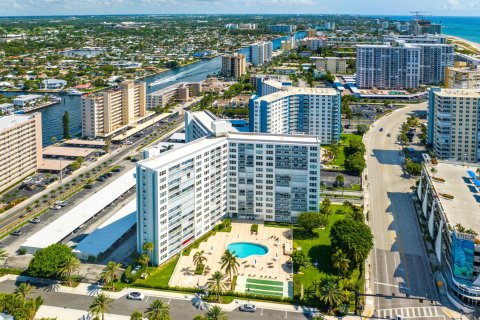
66, 88, 84, 95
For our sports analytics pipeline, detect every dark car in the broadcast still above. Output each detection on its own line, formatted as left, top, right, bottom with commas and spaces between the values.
130, 158, 140, 163
379, 128, 384, 132
84, 184, 94, 189
112, 167, 122, 173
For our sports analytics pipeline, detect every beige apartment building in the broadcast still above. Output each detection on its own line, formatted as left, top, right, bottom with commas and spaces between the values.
429, 88, 480, 162
0, 113, 42, 191
221, 53, 246, 79
311, 57, 348, 74
82, 81, 146, 138
445, 63, 480, 89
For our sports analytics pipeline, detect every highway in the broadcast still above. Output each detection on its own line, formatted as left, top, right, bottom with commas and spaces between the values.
363, 102, 442, 316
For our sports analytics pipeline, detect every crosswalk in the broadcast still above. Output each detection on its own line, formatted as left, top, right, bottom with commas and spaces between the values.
376, 306, 444, 319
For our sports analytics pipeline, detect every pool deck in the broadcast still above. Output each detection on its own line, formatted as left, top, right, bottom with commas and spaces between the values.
168, 221, 293, 297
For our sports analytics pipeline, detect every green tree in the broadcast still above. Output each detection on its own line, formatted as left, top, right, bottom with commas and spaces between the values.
144, 299, 170, 320
335, 175, 345, 188
319, 280, 343, 314
297, 212, 326, 234
356, 124, 368, 135
220, 250, 239, 290
27, 244, 75, 279
100, 261, 121, 291
320, 198, 332, 216
89, 293, 113, 320
207, 271, 227, 302
138, 253, 150, 267
193, 250, 207, 271
130, 311, 143, 320
291, 250, 309, 271
330, 218, 373, 265
405, 158, 422, 176
15, 282, 33, 299
142, 242, 154, 267
205, 305, 228, 320
345, 153, 366, 176
58, 255, 80, 286
331, 249, 351, 275
62, 111, 70, 139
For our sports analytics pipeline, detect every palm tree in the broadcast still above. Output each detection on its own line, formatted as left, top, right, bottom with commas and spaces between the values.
220, 250, 239, 290
193, 250, 207, 270
142, 242, 154, 267
331, 249, 350, 276
207, 271, 227, 302
431, 166, 437, 174
138, 253, 150, 267
144, 299, 170, 320
205, 305, 228, 320
89, 293, 113, 320
58, 255, 80, 286
100, 261, 121, 291
130, 311, 143, 320
319, 280, 343, 314
15, 282, 33, 299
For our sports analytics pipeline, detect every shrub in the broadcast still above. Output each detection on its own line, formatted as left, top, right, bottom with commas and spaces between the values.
250, 224, 258, 234
27, 244, 75, 279
123, 264, 147, 283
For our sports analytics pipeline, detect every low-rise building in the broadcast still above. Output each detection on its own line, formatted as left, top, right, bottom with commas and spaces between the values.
302, 37, 328, 51
147, 82, 201, 109
13, 94, 43, 107
39, 79, 67, 90
311, 56, 348, 74
0, 113, 42, 191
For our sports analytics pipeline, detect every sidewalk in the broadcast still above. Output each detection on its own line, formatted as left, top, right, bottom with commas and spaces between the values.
2, 274, 375, 320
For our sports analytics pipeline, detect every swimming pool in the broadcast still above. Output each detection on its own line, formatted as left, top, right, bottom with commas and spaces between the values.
227, 242, 269, 259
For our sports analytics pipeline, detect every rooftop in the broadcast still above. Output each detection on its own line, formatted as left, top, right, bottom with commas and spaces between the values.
426, 162, 480, 234
434, 89, 480, 98
256, 87, 339, 103
21, 168, 136, 252
43, 146, 98, 158
63, 139, 106, 147
38, 159, 73, 172
0, 114, 36, 131
227, 132, 320, 145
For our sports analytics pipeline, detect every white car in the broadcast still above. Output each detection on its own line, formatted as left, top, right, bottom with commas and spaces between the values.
239, 303, 256, 312
127, 292, 145, 300
55, 201, 67, 207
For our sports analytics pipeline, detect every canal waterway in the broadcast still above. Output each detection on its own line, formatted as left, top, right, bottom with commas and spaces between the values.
1, 32, 305, 147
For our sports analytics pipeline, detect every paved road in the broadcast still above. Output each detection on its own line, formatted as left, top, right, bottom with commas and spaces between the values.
363, 103, 441, 314
0, 280, 307, 320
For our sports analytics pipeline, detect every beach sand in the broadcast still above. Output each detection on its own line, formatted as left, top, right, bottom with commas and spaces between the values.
446, 35, 480, 54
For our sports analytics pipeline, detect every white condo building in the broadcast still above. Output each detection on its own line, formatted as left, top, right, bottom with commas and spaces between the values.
136, 132, 321, 265
249, 82, 341, 144
356, 41, 453, 89
250, 41, 273, 67
428, 88, 480, 162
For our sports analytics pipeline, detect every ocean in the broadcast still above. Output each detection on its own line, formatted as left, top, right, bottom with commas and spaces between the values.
385, 15, 480, 44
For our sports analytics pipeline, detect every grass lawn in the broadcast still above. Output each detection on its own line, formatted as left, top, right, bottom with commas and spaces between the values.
323, 133, 362, 169
293, 205, 349, 289
134, 255, 180, 287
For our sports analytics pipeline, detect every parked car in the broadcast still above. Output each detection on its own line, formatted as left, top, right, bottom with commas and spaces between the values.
55, 201, 67, 207
130, 157, 140, 163
239, 304, 256, 312
51, 205, 62, 210
29, 218, 40, 224
379, 127, 384, 132
125, 140, 133, 145
127, 292, 145, 300
112, 167, 122, 173
11, 230, 22, 236
84, 184, 94, 189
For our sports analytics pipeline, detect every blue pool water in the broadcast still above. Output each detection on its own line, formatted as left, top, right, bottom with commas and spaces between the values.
227, 242, 269, 259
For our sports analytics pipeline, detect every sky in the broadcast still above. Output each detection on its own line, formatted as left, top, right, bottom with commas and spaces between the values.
0, 0, 479, 16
